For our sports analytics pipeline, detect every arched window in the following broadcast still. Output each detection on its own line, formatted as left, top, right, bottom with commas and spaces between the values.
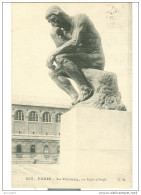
56, 113, 61, 123
17, 145, 22, 153
42, 112, 52, 123
14, 110, 24, 121
31, 145, 35, 153
28, 111, 38, 121
44, 145, 49, 154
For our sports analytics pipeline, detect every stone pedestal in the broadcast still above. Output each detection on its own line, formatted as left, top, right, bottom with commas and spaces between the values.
76, 69, 126, 111
60, 107, 132, 188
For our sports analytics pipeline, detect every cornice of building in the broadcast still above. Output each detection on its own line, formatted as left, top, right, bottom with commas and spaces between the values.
12, 99, 71, 110
12, 134, 60, 141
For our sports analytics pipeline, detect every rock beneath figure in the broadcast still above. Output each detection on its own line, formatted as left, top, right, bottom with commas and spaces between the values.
74, 69, 126, 111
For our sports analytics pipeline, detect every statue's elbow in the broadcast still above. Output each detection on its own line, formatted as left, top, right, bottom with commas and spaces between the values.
71, 39, 78, 47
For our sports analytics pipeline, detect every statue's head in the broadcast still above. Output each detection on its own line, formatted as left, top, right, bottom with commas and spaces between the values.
45, 6, 69, 28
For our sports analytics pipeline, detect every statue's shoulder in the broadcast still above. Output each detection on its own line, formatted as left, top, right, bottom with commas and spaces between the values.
73, 13, 89, 24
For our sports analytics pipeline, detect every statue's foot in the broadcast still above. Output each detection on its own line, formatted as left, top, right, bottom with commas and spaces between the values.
72, 99, 81, 106
71, 86, 94, 106
71, 95, 80, 105
77, 87, 94, 103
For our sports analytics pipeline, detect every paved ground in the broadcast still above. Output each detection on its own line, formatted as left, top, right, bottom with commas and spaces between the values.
12, 164, 60, 188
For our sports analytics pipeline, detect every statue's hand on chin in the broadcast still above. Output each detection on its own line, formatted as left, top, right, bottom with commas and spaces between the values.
56, 28, 64, 37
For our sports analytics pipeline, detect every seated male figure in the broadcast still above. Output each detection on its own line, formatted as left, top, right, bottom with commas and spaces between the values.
46, 6, 105, 104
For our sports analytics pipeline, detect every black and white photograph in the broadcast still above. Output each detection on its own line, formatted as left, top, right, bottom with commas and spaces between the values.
1, 1, 139, 192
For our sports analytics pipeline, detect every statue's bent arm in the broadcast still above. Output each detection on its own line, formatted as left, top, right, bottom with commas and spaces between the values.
50, 15, 87, 57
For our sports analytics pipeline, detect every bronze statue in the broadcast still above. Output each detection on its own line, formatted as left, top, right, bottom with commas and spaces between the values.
45, 6, 105, 105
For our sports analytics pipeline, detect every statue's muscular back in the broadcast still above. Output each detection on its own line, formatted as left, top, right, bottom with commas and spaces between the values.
71, 14, 103, 54
51, 13, 104, 55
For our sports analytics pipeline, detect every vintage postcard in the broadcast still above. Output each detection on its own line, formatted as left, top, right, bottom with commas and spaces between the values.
11, 2, 132, 189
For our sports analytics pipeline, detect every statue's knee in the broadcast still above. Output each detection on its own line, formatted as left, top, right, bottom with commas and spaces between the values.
55, 54, 68, 65
48, 70, 56, 79
55, 54, 63, 64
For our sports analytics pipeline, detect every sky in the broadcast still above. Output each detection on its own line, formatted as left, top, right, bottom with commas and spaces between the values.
11, 3, 132, 110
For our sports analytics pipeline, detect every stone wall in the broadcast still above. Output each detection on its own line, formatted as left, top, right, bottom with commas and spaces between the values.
12, 103, 68, 163
12, 139, 60, 154
12, 104, 69, 135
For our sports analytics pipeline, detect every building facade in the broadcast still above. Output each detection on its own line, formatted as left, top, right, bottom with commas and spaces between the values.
12, 102, 69, 164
